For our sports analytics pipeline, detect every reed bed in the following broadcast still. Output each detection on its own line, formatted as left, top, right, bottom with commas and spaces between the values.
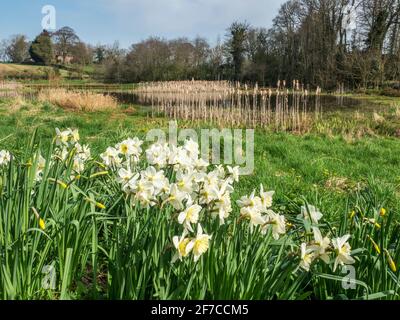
135, 80, 322, 131
136, 80, 235, 93
0, 81, 24, 99
38, 88, 118, 112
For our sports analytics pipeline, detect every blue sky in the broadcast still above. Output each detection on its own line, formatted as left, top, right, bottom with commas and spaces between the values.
1, 0, 285, 48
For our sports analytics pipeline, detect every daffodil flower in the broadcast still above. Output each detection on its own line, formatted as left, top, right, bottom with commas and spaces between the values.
300, 243, 315, 271
178, 198, 202, 232
172, 230, 191, 262
146, 143, 169, 168
332, 234, 355, 272
227, 166, 240, 183
0, 150, 11, 166
116, 138, 143, 158
298, 205, 323, 224
186, 224, 212, 262
183, 139, 200, 159
310, 227, 330, 263
164, 184, 187, 210
262, 210, 286, 240
259, 184, 274, 209
101, 147, 122, 167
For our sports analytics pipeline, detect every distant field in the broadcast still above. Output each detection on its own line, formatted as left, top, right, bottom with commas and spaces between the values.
0, 63, 54, 79
0, 63, 96, 81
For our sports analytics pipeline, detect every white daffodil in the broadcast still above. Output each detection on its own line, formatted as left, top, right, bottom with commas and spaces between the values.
75, 143, 91, 161
227, 166, 240, 183
0, 150, 11, 166
146, 143, 169, 168
172, 230, 191, 262
298, 205, 323, 224
55, 128, 72, 146
194, 158, 209, 172
73, 157, 85, 173
59, 147, 69, 161
71, 129, 80, 143
176, 147, 193, 170
129, 177, 155, 207
169, 145, 192, 170
183, 139, 200, 159
300, 243, 315, 271
214, 165, 225, 179
263, 210, 286, 240
101, 147, 122, 167
310, 227, 331, 263
141, 166, 166, 194
199, 182, 217, 205
176, 169, 194, 193
165, 184, 187, 210
212, 191, 232, 225
34, 154, 46, 182
117, 167, 140, 193
116, 138, 141, 158
118, 167, 134, 184
178, 198, 202, 231
260, 184, 274, 209
240, 206, 265, 229
332, 234, 355, 272
186, 224, 212, 262
237, 191, 263, 212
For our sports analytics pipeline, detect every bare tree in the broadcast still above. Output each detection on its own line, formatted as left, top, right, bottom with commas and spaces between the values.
52, 26, 80, 64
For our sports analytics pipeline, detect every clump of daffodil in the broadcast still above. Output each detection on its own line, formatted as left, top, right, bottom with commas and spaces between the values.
237, 185, 286, 239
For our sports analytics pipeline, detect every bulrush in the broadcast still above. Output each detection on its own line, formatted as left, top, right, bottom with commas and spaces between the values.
135, 80, 321, 132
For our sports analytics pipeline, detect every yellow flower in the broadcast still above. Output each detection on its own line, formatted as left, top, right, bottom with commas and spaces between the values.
39, 218, 46, 231
96, 202, 106, 210
380, 208, 386, 217
367, 236, 381, 255
85, 197, 106, 210
384, 249, 397, 272
49, 178, 68, 189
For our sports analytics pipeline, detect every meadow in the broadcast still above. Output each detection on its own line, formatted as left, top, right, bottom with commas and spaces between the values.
0, 82, 400, 300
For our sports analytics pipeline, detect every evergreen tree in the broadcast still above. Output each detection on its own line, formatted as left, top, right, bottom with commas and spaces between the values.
29, 30, 53, 65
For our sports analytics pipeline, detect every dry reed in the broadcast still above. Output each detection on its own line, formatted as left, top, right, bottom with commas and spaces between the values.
0, 81, 24, 98
38, 88, 118, 112
135, 80, 322, 132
